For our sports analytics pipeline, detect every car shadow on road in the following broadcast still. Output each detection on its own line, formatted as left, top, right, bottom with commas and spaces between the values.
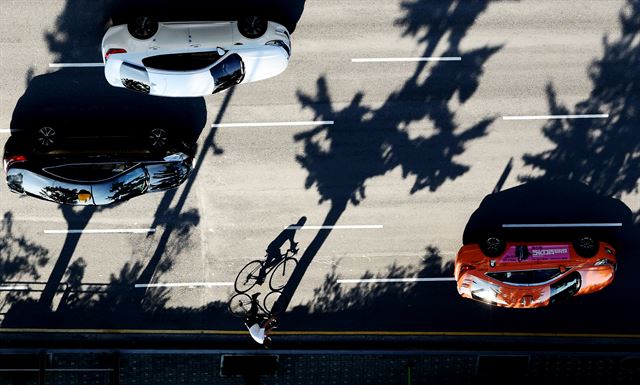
110, 0, 306, 33
6, 67, 207, 314
42, 0, 307, 63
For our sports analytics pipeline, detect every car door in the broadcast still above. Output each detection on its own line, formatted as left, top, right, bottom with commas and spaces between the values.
188, 22, 233, 50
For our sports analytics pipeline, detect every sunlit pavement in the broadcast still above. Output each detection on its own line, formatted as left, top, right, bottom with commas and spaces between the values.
1, 0, 639, 348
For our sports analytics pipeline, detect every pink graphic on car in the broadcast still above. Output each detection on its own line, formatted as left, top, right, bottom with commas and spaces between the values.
500, 245, 571, 263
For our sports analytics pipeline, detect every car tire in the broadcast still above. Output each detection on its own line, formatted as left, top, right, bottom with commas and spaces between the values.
127, 16, 158, 40
35, 126, 57, 149
148, 128, 169, 151
238, 16, 268, 39
573, 236, 599, 258
480, 235, 506, 258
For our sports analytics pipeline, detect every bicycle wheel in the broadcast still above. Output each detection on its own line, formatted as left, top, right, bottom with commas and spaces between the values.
228, 293, 253, 317
235, 260, 263, 293
269, 257, 297, 291
263, 291, 281, 315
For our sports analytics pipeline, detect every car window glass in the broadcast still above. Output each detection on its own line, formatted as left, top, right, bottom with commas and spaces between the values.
486, 269, 563, 285
43, 163, 137, 182
92, 167, 148, 204
549, 272, 581, 302
143, 51, 222, 71
210, 53, 245, 93
147, 162, 190, 192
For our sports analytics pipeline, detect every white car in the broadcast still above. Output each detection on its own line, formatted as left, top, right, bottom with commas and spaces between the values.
101, 16, 291, 97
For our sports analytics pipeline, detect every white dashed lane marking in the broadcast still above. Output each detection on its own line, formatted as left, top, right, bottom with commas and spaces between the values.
502, 114, 608, 120
351, 57, 461, 62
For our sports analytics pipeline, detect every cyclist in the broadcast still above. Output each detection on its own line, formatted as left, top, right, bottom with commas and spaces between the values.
245, 293, 277, 346
263, 216, 306, 270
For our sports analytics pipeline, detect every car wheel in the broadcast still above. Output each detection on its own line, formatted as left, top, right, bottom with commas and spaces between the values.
148, 128, 169, 150
238, 16, 268, 39
480, 236, 506, 257
128, 16, 158, 40
36, 126, 57, 149
573, 236, 599, 258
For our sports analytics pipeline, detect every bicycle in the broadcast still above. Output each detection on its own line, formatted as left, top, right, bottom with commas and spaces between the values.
234, 247, 298, 293
228, 291, 281, 318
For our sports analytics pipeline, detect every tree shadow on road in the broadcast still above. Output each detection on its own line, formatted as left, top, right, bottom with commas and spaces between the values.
0, 212, 50, 317
517, 0, 640, 320
520, 0, 639, 200
275, 0, 507, 314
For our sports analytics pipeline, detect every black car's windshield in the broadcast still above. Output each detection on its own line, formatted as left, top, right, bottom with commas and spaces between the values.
147, 162, 190, 192
92, 167, 149, 205
210, 53, 245, 93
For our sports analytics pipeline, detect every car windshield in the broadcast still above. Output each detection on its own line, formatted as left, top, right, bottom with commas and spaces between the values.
549, 272, 581, 302
142, 51, 222, 71
43, 162, 137, 182
486, 269, 563, 285
92, 167, 149, 205
210, 53, 245, 93
147, 162, 190, 191
120, 63, 150, 93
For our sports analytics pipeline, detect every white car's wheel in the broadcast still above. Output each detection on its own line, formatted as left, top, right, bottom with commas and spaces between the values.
238, 16, 268, 39
127, 16, 158, 40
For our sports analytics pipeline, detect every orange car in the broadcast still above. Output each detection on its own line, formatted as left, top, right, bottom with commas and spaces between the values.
454, 236, 617, 308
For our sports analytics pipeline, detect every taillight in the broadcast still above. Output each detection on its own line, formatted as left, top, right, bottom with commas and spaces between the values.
3, 154, 27, 173
105, 48, 127, 61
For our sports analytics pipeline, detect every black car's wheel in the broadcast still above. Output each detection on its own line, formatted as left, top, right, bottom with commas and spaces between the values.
573, 236, 599, 258
480, 235, 506, 257
128, 16, 158, 40
36, 126, 57, 149
238, 16, 268, 39
148, 128, 169, 150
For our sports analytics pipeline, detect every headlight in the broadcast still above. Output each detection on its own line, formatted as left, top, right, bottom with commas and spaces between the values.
266, 40, 290, 57
594, 259, 613, 266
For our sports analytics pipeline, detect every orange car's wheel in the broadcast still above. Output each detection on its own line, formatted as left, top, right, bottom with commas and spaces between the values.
573, 236, 599, 258
480, 236, 506, 257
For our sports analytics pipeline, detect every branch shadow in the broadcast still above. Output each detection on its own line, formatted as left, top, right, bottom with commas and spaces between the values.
520, 0, 640, 198
0, 212, 50, 316
275, 0, 509, 313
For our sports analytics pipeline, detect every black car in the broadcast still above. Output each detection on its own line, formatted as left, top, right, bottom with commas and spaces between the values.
3, 125, 195, 205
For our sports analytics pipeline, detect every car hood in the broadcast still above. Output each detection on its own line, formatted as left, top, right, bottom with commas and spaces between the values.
238, 46, 289, 83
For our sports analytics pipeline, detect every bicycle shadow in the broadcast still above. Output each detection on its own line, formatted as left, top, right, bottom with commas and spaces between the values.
229, 217, 307, 315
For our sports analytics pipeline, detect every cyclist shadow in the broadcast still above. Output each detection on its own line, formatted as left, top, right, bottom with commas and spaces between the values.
229, 217, 307, 316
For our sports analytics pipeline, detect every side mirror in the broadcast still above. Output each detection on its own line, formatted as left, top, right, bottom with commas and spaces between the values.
217, 47, 226, 56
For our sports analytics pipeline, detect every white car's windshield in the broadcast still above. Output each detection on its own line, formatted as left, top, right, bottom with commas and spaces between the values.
210, 53, 245, 93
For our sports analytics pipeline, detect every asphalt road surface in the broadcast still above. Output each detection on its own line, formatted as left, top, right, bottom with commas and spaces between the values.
0, 0, 639, 344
